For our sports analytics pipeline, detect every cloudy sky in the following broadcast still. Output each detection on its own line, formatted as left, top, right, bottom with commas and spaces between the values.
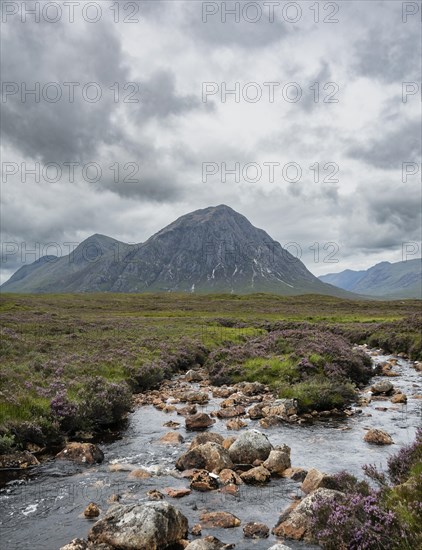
1, 0, 421, 283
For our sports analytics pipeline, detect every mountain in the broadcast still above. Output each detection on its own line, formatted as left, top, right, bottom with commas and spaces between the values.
319, 259, 422, 299
1, 205, 354, 297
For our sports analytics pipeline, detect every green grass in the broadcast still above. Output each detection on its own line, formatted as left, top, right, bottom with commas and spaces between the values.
0, 292, 420, 447
234, 356, 300, 387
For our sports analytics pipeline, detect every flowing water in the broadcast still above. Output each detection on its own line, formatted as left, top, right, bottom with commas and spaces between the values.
0, 351, 420, 550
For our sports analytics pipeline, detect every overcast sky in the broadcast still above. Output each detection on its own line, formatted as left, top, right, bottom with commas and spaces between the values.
1, 0, 421, 283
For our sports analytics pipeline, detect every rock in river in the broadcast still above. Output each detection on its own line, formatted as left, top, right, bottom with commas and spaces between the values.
56, 443, 104, 465
176, 442, 233, 473
88, 501, 188, 549
371, 381, 394, 395
185, 413, 215, 431
199, 511, 241, 529
364, 428, 394, 445
228, 429, 272, 464
263, 446, 291, 475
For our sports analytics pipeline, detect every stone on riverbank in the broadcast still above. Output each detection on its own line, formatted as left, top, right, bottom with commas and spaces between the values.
301, 468, 336, 494
273, 488, 344, 541
0, 451, 39, 469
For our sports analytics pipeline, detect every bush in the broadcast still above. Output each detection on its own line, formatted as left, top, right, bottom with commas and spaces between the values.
0, 433, 15, 454
279, 377, 357, 413
78, 377, 132, 430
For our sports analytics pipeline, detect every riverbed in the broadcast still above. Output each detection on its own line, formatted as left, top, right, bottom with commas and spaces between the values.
0, 350, 420, 550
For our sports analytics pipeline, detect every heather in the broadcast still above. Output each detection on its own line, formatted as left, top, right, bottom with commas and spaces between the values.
206, 327, 372, 411
311, 430, 422, 549
0, 293, 420, 450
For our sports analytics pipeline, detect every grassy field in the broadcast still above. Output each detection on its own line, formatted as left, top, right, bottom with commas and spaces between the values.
0, 293, 421, 452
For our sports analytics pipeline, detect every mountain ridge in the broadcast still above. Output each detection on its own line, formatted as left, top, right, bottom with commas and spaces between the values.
319, 258, 422, 299
0, 205, 399, 298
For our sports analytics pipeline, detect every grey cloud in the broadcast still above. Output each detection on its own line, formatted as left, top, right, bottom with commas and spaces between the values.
183, 1, 293, 49
1, 15, 129, 164
136, 70, 205, 120
347, 120, 421, 170
353, 23, 421, 83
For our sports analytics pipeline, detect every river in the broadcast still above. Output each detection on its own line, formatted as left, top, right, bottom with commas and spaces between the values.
0, 350, 420, 550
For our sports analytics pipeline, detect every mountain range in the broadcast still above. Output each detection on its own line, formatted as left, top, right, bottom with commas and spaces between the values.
319, 259, 422, 299
1, 205, 351, 297
2, 205, 420, 299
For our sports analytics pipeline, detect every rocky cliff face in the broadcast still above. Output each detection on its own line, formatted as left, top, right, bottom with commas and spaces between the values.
1, 205, 350, 296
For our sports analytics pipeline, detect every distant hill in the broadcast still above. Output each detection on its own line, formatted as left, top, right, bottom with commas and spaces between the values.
1, 205, 357, 297
319, 259, 422, 299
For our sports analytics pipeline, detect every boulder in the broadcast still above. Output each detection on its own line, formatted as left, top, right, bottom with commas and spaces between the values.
88, 502, 188, 549
240, 466, 271, 484
216, 406, 246, 419
228, 430, 272, 464
218, 468, 243, 485
185, 370, 204, 382
248, 403, 266, 419
185, 536, 233, 549
262, 399, 297, 417
147, 489, 164, 501
128, 469, 151, 479
164, 487, 191, 498
371, 381, 394, 395
243, 522, 269, 538
178, 405, 198, 417
226, 418, 247, 430
364, 429, 394, 445
236, 381, 267, 395
263, 446, 291, 475
189, 433, 224, 450
185, 413, 215, 431
56, 443, 104, 465
190, 470, 219, 492
84, 503, 100, 518
158, 432, 184, 445
181, 391, 209, 404
199, 511, 241, 528
222, 437, 236, 450
60, 540, 89, 550
281, 467, 308, 481
266, 545, 292, 550
176, 443, 233, 473
0, 451, 39, 469
391, 393, 407, 404
301, 468, 336, 494
273, 488, 343, 541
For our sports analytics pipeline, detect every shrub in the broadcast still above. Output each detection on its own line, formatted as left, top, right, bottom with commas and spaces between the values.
279, 377, 357, 412
0, 433, 15, 454
78, 377, 132, 430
